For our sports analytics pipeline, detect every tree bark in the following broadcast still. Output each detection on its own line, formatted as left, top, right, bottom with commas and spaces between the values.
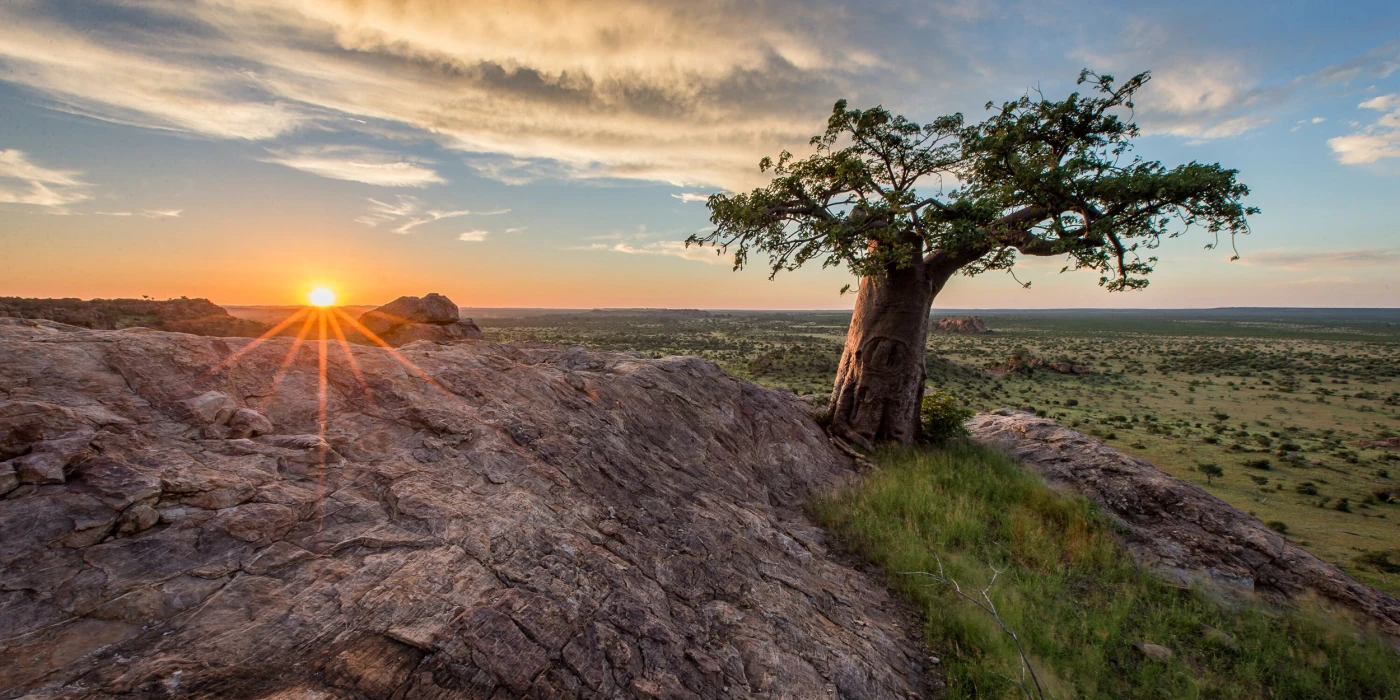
828, 257, 941, 447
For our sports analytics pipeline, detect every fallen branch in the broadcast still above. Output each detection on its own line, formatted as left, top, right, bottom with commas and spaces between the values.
904, 556, 1047, 700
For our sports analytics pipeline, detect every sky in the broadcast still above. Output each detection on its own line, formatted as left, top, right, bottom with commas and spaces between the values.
1, 0, 1397, 309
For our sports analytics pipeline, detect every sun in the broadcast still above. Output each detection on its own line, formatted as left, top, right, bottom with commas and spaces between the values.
308, 287, 336, 307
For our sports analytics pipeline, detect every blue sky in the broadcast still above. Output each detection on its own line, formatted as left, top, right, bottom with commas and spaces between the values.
0, 0, 1397, 308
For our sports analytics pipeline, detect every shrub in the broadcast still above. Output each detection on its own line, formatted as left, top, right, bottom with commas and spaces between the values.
1197, 462, 1224, 484
920, 391, 973, 443
1355, 550, 1400, 574
1266, 520, 1289, 534
1334, 498, 1352, 513
1242, 458, 1272, 470
1064, 398, 1079, 407
1296, 482, 1319, 495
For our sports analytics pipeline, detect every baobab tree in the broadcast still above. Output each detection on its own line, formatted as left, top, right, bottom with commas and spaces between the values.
689, 71, 1257, 447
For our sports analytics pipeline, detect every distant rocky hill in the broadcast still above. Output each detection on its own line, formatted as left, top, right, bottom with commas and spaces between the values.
0, 297, 270, 337
0, 318, 927, 698
934, 315, 989, 333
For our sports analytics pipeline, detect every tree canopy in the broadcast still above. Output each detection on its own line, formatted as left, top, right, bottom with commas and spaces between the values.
688, 71, 1259, 292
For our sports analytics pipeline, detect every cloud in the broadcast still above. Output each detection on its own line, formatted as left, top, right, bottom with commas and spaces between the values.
1128, 61, 1275, 141
1080, 38, 1399, 145
1359, 94, 1400, 111
6, 1, 1394, 189
97, 208, 182, 217
356, 195, 508, 234
0, 0, 892, 189
1290, 117, 1327, 132
1241, 248, 1400, 270
0, 8, 306, 140
1313, 39, 1400, 85
0, 148, 90, 211
504, 226, 527, 234
1328, 94, 1400, 165
583, 240, 732, 265
458, 230, 489, 242
260, 146, 445, 187
670, 192, 710, 203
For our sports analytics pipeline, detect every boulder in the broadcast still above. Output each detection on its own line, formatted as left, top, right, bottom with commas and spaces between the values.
0, 318, 930, 699
357, 293, 484, 347
968, 409, 1400, 637
419, 292, 460, 324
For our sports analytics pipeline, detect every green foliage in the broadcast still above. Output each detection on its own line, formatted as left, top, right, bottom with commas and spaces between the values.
811, 445, 1400, 699
1197, 462, 1224, 484
920, 391, 974, 443
691, 70, 1256, 293
1356, 550, 1400, 574
1267, 520, 1289, 534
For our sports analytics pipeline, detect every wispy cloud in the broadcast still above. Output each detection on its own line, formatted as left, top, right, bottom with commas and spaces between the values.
260, 146, 445, 187
1329, 94, 1400, 165
582, 240, 732, 265
670, 192, 710, 203
458, 230, 489, 242
97, 209, 183, 218
356, 195, 508, 234
0, 149, 90, 211
1291, 116, 1327, 132
1241, 248, 1400, 270
0, 10, 306, 140
1129, 60, 1274, 141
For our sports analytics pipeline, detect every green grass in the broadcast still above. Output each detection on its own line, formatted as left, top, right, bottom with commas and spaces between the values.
811, 443, 1400, 699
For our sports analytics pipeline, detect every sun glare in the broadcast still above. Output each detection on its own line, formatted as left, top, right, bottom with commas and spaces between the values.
309, 287, 336, 307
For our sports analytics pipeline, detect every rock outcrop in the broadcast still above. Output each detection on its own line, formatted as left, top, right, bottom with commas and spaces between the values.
933, 316, 988, 334
0, 297, 269, 338
0, 318, 928, 699
357, 293, 484, 347
969, 410, 1400, 637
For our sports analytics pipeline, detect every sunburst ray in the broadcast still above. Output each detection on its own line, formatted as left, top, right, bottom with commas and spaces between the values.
268, 311, 316, 393
198, 306, 311, 380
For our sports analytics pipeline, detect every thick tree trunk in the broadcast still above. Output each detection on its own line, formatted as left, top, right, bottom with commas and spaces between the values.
828, 259, 940, 447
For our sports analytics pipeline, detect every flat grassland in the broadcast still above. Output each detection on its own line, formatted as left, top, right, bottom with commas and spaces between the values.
479, 308, 1400, 597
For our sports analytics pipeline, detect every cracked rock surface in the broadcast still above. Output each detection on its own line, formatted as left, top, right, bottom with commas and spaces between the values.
0, 319, 928, 699
968, 409, 1400, 637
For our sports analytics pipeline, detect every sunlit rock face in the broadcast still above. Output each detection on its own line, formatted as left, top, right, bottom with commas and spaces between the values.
0, 318, 929, 699
968, 410, 1400, 637
358, 292, 484, 347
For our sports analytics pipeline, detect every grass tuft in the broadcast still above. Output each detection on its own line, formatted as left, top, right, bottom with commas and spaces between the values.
810, 442, 1400, 699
